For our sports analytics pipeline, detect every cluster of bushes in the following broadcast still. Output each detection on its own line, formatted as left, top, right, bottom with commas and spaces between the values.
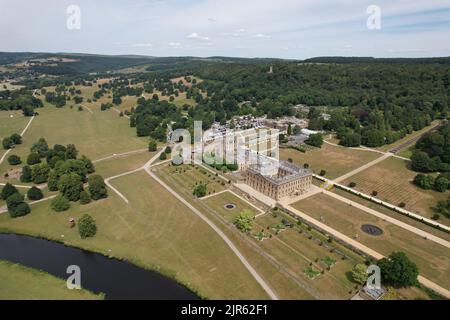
2, 133, 22, 150
413, 173, 449, 192
100, 102, 113, 111
0, 183, 30, 218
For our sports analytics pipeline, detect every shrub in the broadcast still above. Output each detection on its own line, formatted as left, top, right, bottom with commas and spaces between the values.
351, 264, 368, 284
348, 182, 356, 188
233, 210, 254, 232
398, 202, 406, 208
1, 183, 18, 200
193, 183, 207, 198
78, 214, 97, 239
319, 169, 326, 176
164, 146, 172, 154
7, 154, 21, 165
27, 187, 44, 201
26, 153, 41, 165
371, 190, 378, 197
79, 190, 91, 205
51, 195, 70, 212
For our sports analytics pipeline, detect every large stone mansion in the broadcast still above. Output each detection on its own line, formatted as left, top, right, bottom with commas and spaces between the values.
245, 158, 312, 201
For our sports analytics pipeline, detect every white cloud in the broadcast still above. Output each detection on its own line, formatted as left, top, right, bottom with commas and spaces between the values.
132, 43, 152, 47
168, 42, 182, 48
254, 33, 271, 39
187, 32, 211, 42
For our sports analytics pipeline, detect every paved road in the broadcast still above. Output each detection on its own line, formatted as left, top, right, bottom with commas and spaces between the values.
145, 167, 279, 300
322, 189, 450, 248
389, 121, 444, 154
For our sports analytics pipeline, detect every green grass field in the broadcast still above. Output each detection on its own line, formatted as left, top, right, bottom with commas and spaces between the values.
0, 260, 102, 300
280, 144, 379, 179
0, 170, 269, 299
293, 193, 450, 289
0, 104, 148, 184
342, 157, 450, 224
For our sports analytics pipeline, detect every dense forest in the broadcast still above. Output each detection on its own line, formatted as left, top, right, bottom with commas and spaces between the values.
1, 53, 450, 149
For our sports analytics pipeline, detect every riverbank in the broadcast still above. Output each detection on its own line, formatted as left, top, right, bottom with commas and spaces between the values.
0, 260, 103, 300
0, 232, 201, 300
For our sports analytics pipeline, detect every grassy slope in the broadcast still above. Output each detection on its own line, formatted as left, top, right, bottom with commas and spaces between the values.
0, 260, 102, 300
0, 104, 148, 184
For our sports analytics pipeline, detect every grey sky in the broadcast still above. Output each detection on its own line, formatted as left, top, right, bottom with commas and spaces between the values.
1, 0, 449, 58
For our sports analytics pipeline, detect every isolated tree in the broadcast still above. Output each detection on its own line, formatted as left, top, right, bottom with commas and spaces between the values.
233, 209, 254, 233
78, 214, 97, 239
378, 251, 419, 287
351, 264, 368, 285
27, 187, 44, 201
1, 183, 18, 200
88, 175, 108, 200
51, 194, 70, 212
193, 183, 207, 198
58, 173, 84, 201
7, 155, 21, 165
79, 190, 91, 205
20, 165, 32, 183
159, 152, 167, 161
148, 139, 157, 152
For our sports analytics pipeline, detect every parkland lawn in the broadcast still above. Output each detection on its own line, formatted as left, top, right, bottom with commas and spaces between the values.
280, 144, 379, 179
0, 170, 269, 299
0, 104, 148, 184
293, 193, 450, 290
0, 260, 101, 300
342, 156, 450, 225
